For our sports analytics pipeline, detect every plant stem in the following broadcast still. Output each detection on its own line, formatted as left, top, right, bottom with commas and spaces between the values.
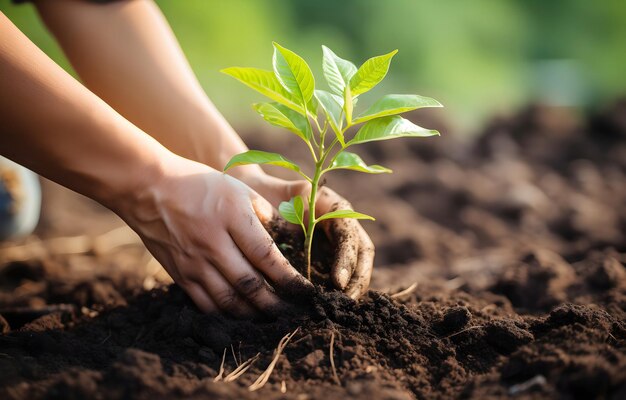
305, 113, 319, 149
303, 117, 350, 280
305, 160, 323, 280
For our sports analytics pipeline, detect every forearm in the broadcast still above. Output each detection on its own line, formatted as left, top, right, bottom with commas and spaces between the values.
34, 0, 263, 182
0, 12, 167, 212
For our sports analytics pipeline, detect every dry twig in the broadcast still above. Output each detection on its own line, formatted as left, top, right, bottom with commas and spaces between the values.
330, 330, 341, 385
444, 325, 485, 339
224, 352, 260, 382
248, 327, 299, 391
230, 344, 239, 367
390, 282, 418, 299
214, 348, 227, 382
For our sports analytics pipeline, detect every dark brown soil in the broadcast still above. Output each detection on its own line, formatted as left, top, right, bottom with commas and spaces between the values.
1, 101, 626, 399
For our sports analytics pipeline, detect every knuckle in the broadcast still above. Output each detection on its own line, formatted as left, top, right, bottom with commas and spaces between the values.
319, 186, 338, 198
340, 199, 354, 210
329, 200, 351, 212
214, 195, 229, 216
234, 275, 266, 298
361, 243, 375, 254
214, 289, 238, 309
176, 276, 193, 288
338, 241, 358, 259
251, 241, 274, 262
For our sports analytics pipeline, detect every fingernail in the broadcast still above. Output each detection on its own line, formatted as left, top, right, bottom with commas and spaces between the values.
338, 267, 350, 289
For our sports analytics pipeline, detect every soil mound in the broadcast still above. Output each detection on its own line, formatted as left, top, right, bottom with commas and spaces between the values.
1, 102, 625, 399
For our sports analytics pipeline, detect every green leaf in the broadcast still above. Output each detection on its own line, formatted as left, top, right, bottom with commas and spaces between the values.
221, 67, 305, 114
321, 45, 357, 96
349, 50, 398, 96
272, 42, 315, 104
253, 102, 311, 142
314, 90, 344, 145
224, 150, 303, 176
329, 151, 392, 174
316, 209, 375, 223
349, 116, 439, 146
279, 195, 305, 229
353, 94, 442, 125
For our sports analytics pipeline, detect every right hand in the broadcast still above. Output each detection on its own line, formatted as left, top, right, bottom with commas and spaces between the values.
115, 154, 314, 318
241, 174, 375, 300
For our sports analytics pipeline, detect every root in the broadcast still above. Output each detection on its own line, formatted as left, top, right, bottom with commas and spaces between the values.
444, 325, 485, 339
249, 327, 299, 392
213, 348, 227, 382
99, 329, 112, 345
390, 282, 418, 299
230, 344, 239, 367
224, 352, 260, 382
330, 330, 341, 385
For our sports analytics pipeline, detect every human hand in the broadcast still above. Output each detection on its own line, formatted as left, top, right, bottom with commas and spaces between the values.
115, 155, 314, 318
241, 174, 374, 300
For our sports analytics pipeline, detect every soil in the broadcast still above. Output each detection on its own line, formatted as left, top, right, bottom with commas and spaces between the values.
1, 101, 626, 399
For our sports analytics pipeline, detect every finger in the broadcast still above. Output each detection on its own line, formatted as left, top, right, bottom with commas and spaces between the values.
147, 238, 258, 317
237, 195, 315, 297
183, 281, 219, 314
345, 228, 374, 299
212, 233, 296, 313
324, 217, 359, 289
194, 261, 260, 319
316, 188, 359, 289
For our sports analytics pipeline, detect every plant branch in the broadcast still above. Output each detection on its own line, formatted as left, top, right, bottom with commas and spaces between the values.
304, 104, 319, 149
319, 124, 328, 153
296, 170, 313, 183
305, 140, 318, 163
311, 112, 325, 138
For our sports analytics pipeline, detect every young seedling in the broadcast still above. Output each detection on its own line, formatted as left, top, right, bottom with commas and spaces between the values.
223, 43, 442, 280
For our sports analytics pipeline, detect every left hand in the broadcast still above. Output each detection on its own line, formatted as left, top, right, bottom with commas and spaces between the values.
239, 173, 374, 300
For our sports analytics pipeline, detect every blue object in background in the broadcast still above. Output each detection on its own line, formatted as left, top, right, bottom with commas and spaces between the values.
0, 156, 41, 240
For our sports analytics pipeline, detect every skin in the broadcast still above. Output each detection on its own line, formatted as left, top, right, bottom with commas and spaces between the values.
0, 0, 374, 316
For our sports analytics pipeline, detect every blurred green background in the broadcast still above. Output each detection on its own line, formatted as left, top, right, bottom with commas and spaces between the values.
2, 0, 625, 132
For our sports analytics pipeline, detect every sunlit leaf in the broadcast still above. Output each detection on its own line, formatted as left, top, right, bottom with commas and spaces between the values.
272, 42, 315, 104
224, 150, 303, 176
349, 116, 439, 145
349, 50, 398, 96
221, 67, 304, 114
353, 94, 442, 124
321, 45, 358, 96
328, 151, 392, 174
316, 209, 375, 222
279, 195, 305, 229
253, 102, 311, 142
314, 90, 344, 145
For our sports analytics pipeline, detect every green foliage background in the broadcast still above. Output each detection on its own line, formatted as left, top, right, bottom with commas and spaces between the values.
2, 0, 625, 130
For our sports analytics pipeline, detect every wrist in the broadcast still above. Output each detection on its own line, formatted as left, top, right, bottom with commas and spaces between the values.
94, 127, 171, 218
104, 155, 168, 219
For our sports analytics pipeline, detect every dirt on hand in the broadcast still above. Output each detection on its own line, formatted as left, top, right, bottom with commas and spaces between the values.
1, 101, 626, 399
